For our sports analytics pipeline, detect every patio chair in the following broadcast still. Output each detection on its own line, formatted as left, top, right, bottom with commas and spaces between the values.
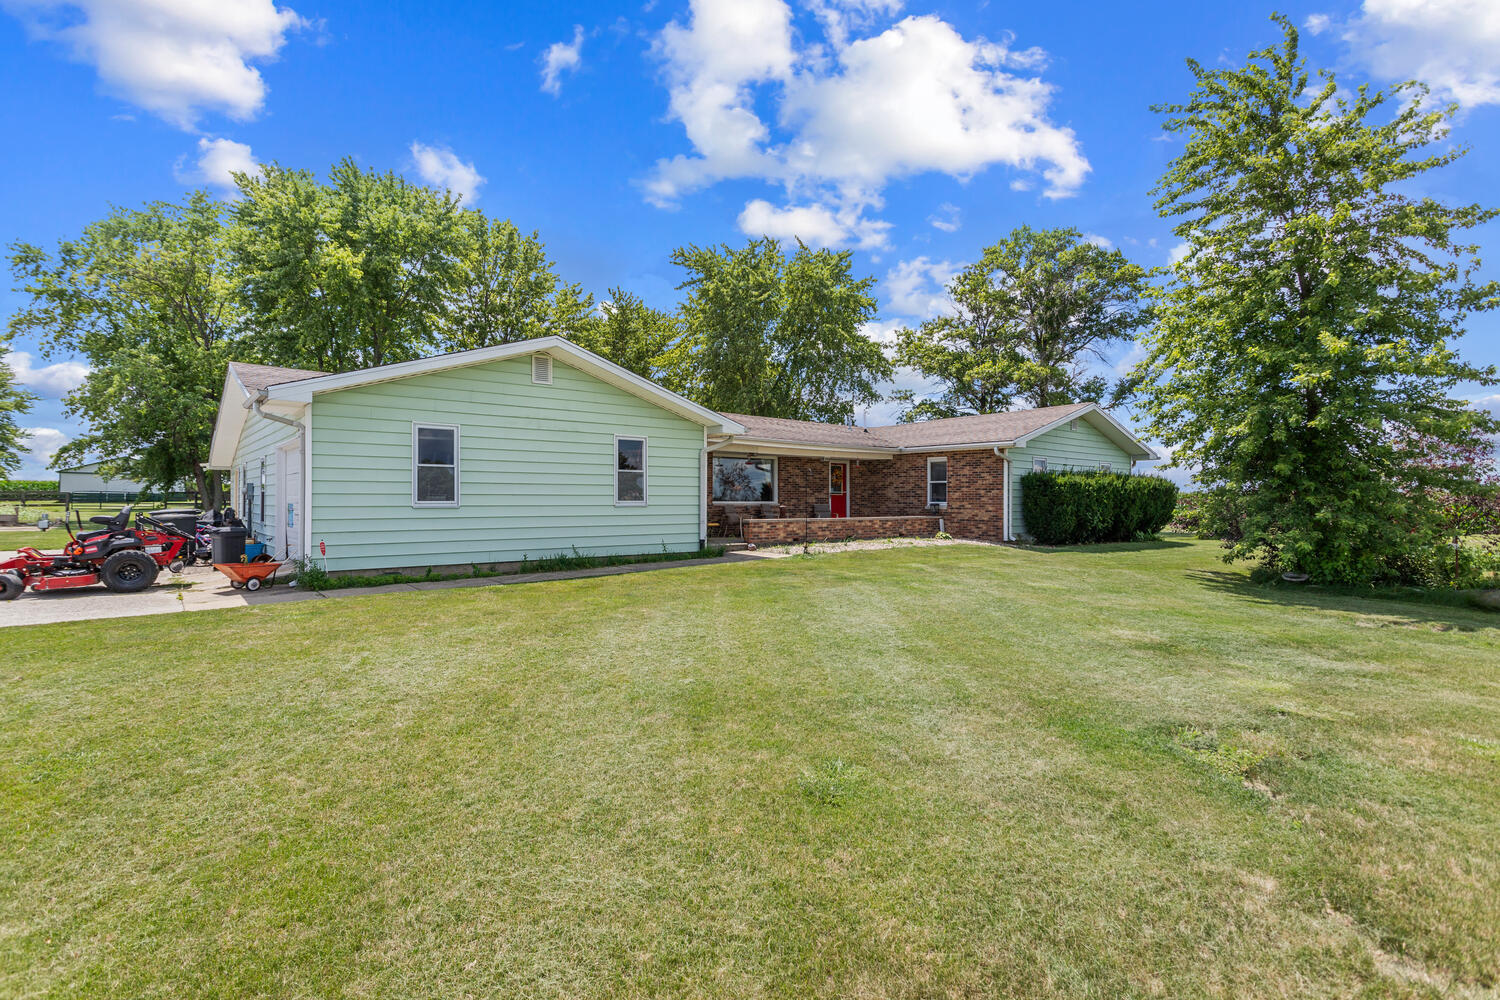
813, 502, 831, 519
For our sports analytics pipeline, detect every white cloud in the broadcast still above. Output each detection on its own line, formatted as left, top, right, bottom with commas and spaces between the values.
645, 2, 1087, 248
8, 351, 89, 396
927, 202, 961, 232
737, 198, 890, 248
1168, 242, 1190, 265
1082, 232, 1112, 249
539, 24, 584, 96
409, 142, 485, 203
807, 0, 903, 48
1339, 0, 1500, 107
884, 256, 960, 319
7, 0, 306, 129
175, 136, 257, 193
1304, 13, 1331, 35
20, 427, 69, 469
857, 317, 904, 346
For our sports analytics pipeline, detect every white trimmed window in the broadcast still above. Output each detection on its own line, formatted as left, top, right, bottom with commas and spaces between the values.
713, 456, 776, 502
1032, 457, 1048, 472
1099, 462, 1112, 472
927, 456, 949, 506
615, 436, 647, 505
413, 423, 459, 507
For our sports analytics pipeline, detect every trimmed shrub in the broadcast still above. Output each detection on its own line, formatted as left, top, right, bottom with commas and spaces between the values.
0, 480, 59, 494
1021, 471, 1178, 544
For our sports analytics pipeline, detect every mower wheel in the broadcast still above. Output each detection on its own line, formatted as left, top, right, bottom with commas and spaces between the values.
168, 559, 186, 574
0, 572, 23, 601
100, 550, 159, 594
230, 580, 244, 589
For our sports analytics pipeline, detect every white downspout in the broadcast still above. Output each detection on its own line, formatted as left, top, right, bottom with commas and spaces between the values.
995, 445, 1011, 542
247, 391, 307, 561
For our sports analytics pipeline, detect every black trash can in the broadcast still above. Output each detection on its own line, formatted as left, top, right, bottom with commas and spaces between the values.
148, 509, 200, 537
210, 524, 248, 564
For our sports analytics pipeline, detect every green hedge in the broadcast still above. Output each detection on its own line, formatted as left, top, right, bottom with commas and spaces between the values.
1020, 471, 1178, 544
0, 480, 58, 493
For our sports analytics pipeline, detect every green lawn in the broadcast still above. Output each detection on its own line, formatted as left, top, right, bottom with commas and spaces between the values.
3, 539, 1497, 998
0, 528, 72, 553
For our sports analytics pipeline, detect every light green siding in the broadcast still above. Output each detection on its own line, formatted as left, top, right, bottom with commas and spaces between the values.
308, 356, 705, 572
229, 408, 297, 553
1009, 416, 1133, 538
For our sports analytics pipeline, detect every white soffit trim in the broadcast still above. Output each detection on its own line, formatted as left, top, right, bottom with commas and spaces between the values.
263, 336, 744, 434
712, 439, 896, 460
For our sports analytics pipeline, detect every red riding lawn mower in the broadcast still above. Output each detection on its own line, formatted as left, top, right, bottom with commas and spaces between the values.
0, 505, 192, 602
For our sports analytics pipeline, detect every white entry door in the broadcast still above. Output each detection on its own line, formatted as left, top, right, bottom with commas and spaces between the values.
277, 441, 303, 563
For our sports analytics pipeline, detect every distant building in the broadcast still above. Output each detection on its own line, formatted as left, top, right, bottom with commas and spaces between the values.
56, 462, 147, 494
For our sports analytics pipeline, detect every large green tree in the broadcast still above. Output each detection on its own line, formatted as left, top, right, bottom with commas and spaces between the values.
569, 288, 681, 381
893, 227, 1148, 421
672, 238, 889, 422
233, 159, 463, 371
440, 213, 595, 350
1134, 17, 1498, 585
0, 345, 34, 475
7, 191, 246, 499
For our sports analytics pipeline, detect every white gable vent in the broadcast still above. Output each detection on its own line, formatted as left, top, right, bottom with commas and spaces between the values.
1069, 418, 1079, 432
532, 354, 553, 385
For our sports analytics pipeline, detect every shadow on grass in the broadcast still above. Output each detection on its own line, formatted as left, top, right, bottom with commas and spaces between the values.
1017, 538, 1195, 555
1189, 570, 1500, 632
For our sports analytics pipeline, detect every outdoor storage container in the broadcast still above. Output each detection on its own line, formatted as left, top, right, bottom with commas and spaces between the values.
210, 525, 248, 564
147, 509, 199, 537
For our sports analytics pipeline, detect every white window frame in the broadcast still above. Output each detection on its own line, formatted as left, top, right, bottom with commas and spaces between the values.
614, 434, 648, 506
1032, 457, 1048, 472
711, 455, 778, 504
412, 422, 461, 509
926, 456, 949, 507
1098, 461, 1112, 473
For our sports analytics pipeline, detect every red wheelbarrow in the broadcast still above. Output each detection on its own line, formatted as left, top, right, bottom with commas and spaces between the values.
213, 561, 283, 591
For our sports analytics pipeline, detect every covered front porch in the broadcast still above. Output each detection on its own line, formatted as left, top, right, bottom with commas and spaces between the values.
705, 443, 971, 543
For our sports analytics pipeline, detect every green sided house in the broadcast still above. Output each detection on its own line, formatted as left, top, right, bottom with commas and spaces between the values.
207, 336, 1157, 573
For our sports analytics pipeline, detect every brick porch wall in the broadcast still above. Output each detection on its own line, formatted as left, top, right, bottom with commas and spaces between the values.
742, 515, 943, 546
710, 449, 1011, 543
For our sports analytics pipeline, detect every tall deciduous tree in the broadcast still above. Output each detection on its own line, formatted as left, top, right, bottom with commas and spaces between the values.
441, 213, 595, 350
673, 238, 889, 422
233, 159, 462, 371
7, 192, 245, 499
893, 227, 1148, 421
570, 288, 681, 380
0, 345, 34, 475
1134, 17, 1498, 585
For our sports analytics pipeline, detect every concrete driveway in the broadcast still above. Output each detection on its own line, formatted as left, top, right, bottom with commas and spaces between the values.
1, 563, 314, 628
1, 552, 774, 629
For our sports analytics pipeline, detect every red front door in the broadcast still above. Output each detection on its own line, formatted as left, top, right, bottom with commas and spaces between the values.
829, 462, 848, 517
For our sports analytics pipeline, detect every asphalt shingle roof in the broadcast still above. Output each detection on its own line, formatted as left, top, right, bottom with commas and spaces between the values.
228, 361, 329, 393
720, 402, 1096, 451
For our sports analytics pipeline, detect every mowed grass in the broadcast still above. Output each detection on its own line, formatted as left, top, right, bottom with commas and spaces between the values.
2, 539, 1497, 998
1, 528, 73, 554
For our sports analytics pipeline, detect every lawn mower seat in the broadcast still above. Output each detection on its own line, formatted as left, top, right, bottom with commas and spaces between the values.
88, 505, 132, 533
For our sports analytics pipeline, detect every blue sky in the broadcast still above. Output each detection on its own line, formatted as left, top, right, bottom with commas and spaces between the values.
2, 0, 1497, 480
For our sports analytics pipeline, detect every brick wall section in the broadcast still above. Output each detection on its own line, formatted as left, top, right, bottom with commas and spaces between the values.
742, 515, 943, 546
711, 449, 1011, 543
853, 450, 1010, 542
